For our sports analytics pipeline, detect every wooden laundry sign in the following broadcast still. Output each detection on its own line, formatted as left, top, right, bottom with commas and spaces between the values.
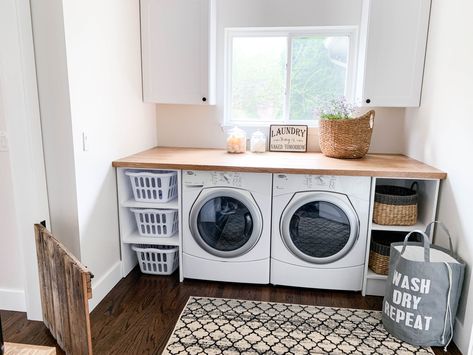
269, 125, 308, 152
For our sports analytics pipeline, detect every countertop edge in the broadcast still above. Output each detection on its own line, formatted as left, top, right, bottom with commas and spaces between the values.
112, 148, 447, 180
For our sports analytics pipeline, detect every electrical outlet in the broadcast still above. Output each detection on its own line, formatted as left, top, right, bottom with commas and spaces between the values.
0, 131, 8, 152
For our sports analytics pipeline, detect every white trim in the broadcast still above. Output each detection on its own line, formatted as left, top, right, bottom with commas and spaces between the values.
88, 261, 122, 311
223, 26, 358, 127
284, 35, 293, 122
0, 0, 50, 321
0, 288, 26, 312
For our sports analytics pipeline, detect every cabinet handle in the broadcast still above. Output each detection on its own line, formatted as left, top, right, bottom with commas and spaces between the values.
202, 97, 207, 102
365, 99, 371, 104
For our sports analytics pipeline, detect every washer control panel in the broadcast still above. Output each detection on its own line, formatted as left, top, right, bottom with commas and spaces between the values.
183, 170, 243, 187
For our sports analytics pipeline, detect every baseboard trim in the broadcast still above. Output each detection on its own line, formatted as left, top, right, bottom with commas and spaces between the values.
88, 261, 122, 311
0, 288, 26, 311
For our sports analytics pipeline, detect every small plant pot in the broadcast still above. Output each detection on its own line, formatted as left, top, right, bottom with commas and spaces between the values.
319, 110, 375, 159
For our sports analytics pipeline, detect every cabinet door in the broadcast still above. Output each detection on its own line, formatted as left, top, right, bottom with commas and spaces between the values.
357, 0, 431, 107
141, 0, 215, 104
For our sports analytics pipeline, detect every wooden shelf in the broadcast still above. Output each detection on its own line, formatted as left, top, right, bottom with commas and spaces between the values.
120, 198, 179, 210
366, 268, 388, 280
122, 231, 179, 246
371, 222, 426, 232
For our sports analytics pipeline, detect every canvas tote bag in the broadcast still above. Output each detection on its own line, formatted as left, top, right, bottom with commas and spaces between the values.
382, 222, 465, 349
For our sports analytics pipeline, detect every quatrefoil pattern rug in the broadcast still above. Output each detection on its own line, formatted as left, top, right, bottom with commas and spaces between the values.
163, 296, 433, 355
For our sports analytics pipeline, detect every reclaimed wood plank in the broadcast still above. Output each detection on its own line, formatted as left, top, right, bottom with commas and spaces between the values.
33, 224, 93, 355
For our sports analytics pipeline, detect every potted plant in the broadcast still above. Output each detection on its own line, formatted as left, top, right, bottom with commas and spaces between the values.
317, 97, 375, 159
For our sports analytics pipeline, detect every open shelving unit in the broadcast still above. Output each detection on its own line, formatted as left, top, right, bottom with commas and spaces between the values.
116, 168, 183, 281
362, 177, 440, 296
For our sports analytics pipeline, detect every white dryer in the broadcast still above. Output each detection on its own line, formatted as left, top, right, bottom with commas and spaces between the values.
271, 174, 371, 291
182, 170, 272, 284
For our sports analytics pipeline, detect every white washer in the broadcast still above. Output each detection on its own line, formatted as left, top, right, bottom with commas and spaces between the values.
182, 170, 272, 284
271, 174, 371, 291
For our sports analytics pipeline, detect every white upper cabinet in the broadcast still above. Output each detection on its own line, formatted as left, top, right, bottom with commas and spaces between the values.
356, 0, 431, 107
141, 0, 216, 105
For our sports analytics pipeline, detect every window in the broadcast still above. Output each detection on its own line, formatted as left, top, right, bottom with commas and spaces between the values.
224, 27, 357, 126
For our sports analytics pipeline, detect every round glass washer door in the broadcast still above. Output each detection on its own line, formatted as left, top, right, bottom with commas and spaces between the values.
280, 192, 359, 264
189, 188, 263, 258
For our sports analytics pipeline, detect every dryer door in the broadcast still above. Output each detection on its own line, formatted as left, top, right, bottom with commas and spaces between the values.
189, 188, 263, 258
280, 192, 359, 264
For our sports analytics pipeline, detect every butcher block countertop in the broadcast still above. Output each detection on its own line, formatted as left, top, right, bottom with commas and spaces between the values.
112, 147, 446, 179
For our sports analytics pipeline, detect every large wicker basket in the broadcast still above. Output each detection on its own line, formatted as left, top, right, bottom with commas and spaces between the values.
373, 183, 418, 226
319, 110, 375, 159
369, 231, 411, 275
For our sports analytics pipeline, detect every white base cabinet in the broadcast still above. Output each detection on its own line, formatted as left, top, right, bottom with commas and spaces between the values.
116, 168, 183, 281
362, 177, 440, 296
114, 167, 441, 293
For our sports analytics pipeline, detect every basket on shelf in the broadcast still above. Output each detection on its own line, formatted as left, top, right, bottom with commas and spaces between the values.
369, 231, 419, 275
318, 110, 375, 159
131, 208, 178, 237
373, 182, 418, 226
132, 244, 179, 275
126, 170, 178, 203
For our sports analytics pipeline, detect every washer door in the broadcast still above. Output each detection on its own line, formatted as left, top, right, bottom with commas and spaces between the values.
280, 192, 359, 264
189, 188, 263, 258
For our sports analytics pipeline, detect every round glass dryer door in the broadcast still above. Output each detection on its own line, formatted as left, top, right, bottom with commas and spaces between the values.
280, 192, 359, 264
189, 188, 263, 258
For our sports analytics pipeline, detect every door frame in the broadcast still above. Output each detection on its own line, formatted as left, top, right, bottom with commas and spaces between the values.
0, 0, 50, 320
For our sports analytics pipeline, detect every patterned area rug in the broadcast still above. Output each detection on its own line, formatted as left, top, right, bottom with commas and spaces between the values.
163, 297, 434, 355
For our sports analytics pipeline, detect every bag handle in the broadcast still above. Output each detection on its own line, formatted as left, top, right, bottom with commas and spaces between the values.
399, 230, 431, 262
425, 221, 454, 254
410, 181, 418, 192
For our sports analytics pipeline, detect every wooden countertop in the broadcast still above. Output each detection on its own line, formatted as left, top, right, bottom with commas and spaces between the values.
112, 147, 446, 179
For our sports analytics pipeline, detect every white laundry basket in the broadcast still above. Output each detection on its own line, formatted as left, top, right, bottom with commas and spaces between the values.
126, 170, 178, 203
132, 244, 179, 275
131, 208, 178, 237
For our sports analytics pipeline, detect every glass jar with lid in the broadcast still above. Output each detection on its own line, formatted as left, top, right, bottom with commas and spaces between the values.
226, 127, 247, 153
250, 130, 267, 153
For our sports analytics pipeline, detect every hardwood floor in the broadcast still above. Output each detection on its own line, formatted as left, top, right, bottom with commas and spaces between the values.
1, 268, 463, 354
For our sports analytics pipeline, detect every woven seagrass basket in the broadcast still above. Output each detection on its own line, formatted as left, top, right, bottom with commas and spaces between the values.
369, 231, 415, 275
318, 110, 375, 159
373, 183, 418, 226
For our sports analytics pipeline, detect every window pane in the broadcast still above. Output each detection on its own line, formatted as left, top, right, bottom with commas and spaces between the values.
289, 36, 349, 121
231, 37, 286, 122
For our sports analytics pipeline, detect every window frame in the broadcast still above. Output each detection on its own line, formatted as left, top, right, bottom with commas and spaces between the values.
223, 26, 358, 128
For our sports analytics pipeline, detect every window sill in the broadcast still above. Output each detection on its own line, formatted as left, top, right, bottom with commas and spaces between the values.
221, 121, 320, 130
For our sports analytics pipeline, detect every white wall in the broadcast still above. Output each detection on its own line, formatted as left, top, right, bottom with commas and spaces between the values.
30, 0, 82, 259
61, 0, 157, 308
0, 95, 25, 311
157, 104, 405, 153
157, 0, 405, 154
30, 0, 157, 311
403, 0, 473, 353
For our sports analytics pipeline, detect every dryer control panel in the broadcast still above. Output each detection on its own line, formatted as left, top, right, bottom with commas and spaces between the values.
274, 174, 338, 191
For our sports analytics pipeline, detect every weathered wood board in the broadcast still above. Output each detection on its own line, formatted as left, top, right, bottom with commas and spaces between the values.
34, 224, 93, 355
